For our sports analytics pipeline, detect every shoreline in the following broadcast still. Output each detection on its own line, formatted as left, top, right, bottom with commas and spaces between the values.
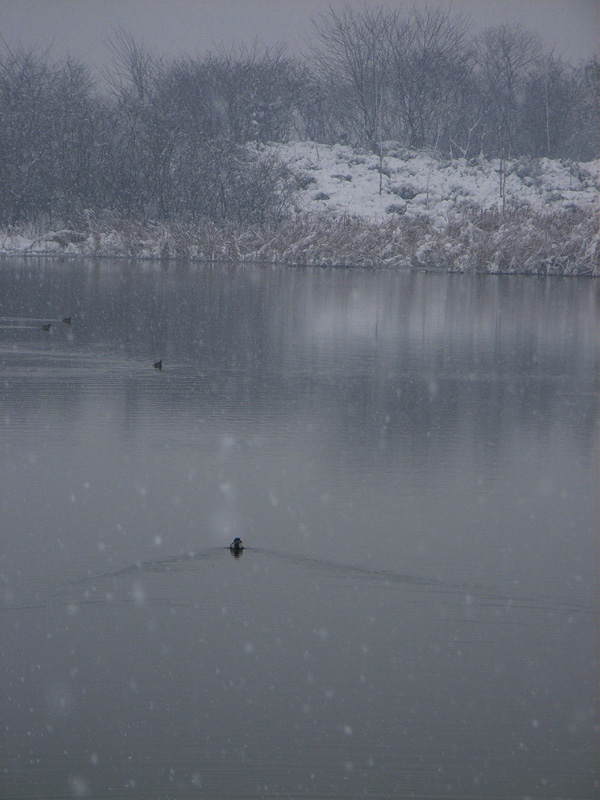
1, 207, 597, 276
1, 143, 598, 276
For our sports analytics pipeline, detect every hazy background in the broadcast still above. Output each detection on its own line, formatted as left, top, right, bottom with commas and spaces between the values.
1, 0, 598, 70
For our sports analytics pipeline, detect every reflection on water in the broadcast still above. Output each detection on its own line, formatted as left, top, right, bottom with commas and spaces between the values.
1, 259, 598, 799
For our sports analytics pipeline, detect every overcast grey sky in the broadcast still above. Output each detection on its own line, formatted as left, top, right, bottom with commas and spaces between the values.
1, 0, 598, 68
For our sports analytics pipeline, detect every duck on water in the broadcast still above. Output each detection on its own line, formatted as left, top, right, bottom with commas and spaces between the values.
229, 537, 243, 553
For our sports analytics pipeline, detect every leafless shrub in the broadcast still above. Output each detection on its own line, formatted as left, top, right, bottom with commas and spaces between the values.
295, 172, 318, 189
390, 183, 419, 200
386, 204, 406, 215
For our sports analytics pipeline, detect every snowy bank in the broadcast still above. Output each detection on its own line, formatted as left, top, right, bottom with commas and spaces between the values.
270, 141, 599, 225
1, 142, 598, 274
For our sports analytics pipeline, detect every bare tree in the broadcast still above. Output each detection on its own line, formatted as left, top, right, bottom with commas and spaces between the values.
578, 56, 600, 159
293, 65, 343, 143
103, 27, 160, 102
0, 44, 102, 223
0, 45, 52, 222
386, 6, 473, 150
311, 5, 389, 147
476, 25, 544, 157
104, 30, 183, 219
205, 43, 304, 144
526, 56, 600, 161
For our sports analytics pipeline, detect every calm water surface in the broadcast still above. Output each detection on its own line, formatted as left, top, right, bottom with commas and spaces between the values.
1, 259, 598, 799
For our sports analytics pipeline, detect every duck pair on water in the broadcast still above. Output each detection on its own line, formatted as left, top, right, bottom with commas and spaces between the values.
41, 317, 71, 331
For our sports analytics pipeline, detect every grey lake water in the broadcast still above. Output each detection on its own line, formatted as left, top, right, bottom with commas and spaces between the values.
0, 258, 598, 800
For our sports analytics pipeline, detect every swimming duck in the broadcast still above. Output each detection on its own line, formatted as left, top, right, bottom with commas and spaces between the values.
153, 360, 163, 370
229, 537, 244, 553
62, 317, 72, 325
41, 323, 52, 331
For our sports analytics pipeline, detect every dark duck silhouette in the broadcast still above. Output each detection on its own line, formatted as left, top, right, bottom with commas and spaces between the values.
229, 537, 244, 554
41, 323, 52, 331
153, 360, 163, 370
62, 317, 72, 325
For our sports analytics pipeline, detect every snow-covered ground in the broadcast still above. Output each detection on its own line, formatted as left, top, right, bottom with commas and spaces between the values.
0, 141, 597, 273
268, 141, 599, 224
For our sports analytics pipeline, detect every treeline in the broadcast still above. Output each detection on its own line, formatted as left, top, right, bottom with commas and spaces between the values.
308, 6, 599, 160
0, 6, 598, 227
